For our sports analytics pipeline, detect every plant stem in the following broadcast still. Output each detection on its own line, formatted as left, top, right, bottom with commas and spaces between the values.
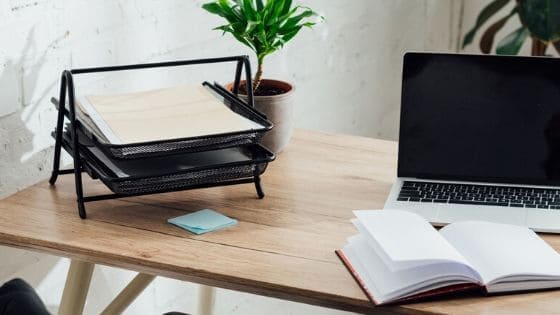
531, 38, 548, 56
253, 61, 263, 94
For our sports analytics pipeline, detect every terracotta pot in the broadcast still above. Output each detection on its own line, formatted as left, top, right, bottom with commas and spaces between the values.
227, 79, 295, 153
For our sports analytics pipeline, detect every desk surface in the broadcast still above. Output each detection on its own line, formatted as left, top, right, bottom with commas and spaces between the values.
2, 129, 560, 314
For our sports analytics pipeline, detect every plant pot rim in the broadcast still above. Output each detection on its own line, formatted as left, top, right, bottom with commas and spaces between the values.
227, 79, 295, 98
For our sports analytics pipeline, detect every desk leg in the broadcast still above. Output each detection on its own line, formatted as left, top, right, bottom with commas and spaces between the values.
100, 273, 155, 315
58, 259, 95, 315
198, 285, 216, 315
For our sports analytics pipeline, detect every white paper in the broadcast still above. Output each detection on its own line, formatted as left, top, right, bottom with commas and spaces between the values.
440, 220, 560, 285
353, 210, 471, 270
343, 234, 479, 304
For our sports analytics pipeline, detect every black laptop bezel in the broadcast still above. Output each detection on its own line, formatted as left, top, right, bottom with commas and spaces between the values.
397, 52, 560, 187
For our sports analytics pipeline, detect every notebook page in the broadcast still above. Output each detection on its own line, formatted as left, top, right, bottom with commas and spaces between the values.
440, 221, 560, 285
341, 238, 384, 304
354, 210, 471, 270
343, 234, 479, 304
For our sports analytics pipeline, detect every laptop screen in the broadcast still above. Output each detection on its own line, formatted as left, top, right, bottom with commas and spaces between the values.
398, 53, 560, 186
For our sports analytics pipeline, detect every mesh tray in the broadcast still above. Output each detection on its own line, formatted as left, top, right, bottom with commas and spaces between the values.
52, 81, 273, 160
100, 130, 264, 160
109, 164, 266, 195
60, 129, 273, 195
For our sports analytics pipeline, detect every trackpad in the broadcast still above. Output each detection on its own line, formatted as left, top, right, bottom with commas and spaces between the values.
436, 204, 526, 226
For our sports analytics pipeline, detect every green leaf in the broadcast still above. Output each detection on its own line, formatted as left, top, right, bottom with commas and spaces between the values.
213, 24, 232, 32
277, 6, 298, 24
230, 21, 247, 33
479, 7, 518, 53
301, 22, 315, 28
271, 0, 286, 23
233, 33, 256, 50
519, 0, 560, 43
463, 0, 511, 49
202, 3, 223, 15
242, 0, 257, 21
255, 0, 264, 11
256, 28, 267, 45
281, 25, 303, 43
266, 22, 280, 42
216, 24, 256, 50
262, 0, 282, 25
245, 20, 259, 33
281, 0, 293, 16
496, 26, 529, 55
217, 0, 242, 23
279, 9, 316, 34
262, 0, 277, 21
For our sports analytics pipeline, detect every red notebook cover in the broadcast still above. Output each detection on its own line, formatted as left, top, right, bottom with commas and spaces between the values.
335, 249, 481, 305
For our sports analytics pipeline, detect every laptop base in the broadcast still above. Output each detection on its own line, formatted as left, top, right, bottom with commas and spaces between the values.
384, 178, 560, 233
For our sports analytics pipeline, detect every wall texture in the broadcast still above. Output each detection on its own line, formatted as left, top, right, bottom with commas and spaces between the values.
0, 1, 463, 314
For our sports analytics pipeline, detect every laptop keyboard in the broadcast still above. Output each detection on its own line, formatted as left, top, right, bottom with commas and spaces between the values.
398, 181, 560, 209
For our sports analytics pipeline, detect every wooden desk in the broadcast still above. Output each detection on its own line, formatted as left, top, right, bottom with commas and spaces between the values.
1, 129, 560, 314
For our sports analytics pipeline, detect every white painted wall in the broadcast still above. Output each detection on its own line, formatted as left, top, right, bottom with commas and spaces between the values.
0, 1, 463, 314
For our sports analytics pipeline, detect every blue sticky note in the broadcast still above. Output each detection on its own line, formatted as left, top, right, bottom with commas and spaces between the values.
168, 209, 237, 235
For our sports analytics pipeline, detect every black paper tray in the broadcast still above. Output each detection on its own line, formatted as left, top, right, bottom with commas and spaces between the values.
51, 82, 272, 160
50, 55, 274, 219
60, 128, 274, 195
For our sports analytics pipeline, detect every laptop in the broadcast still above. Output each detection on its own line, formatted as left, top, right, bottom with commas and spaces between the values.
384, 52, 560, 233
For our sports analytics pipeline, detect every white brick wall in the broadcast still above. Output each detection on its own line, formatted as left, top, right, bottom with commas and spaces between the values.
0, 1, 463, 314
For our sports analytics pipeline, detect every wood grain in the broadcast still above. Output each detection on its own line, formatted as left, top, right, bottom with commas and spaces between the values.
1, 129, 559, 314
82, 85, 262, 144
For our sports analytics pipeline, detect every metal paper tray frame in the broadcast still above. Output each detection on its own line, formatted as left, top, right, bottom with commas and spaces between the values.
59, 129, 274, 197
49, 56, 274, 219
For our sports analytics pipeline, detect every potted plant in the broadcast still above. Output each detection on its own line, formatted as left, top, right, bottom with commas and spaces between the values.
463, 0, 560, 56
202, 0, 322, 153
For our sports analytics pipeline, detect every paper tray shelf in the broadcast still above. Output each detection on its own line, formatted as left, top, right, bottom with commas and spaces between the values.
49, 56, 276, 219
60, 129, 273, 195
50, 81, 273, 160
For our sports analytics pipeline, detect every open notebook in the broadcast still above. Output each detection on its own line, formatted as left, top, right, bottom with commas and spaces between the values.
336, 210, 560, 305
76, 85, 263, 144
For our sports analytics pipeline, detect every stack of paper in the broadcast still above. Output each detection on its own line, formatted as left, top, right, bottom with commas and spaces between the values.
76, 85, 263, 144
